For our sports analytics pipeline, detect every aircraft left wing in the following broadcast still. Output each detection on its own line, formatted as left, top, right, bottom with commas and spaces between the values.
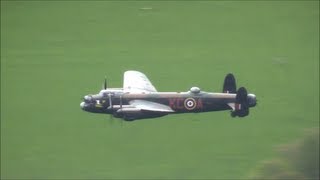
123, 71, 157, 93
129, 100, 174, 113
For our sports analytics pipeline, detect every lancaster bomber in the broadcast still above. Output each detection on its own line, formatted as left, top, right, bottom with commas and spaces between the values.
80, 71, 257, 121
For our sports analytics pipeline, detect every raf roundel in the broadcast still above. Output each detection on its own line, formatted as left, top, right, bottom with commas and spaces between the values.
184, 98, 197, 110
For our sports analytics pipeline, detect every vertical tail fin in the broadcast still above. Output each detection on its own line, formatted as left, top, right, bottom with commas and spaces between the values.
223, 73, 237, 93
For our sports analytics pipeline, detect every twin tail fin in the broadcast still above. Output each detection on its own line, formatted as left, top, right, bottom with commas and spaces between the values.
223, 73, 250, 117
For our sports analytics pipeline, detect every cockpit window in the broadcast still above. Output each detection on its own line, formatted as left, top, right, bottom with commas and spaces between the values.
84, 95, 93, 103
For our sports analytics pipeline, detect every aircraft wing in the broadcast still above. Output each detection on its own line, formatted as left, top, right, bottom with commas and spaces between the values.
129, 100, 174, 113
123, 71, 157, 93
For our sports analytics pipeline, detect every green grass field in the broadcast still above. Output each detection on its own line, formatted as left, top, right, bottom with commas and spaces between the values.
1, 1, 319, 179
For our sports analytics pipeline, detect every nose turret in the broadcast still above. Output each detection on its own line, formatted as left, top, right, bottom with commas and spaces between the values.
80, 93, 105, 113
84, 95, 93, 103
81, 95, 94, 111
80, 102, 85, 109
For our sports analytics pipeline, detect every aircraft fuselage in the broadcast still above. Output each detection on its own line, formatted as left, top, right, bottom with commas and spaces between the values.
80, 91, 256, 120
80, 71, 257, 121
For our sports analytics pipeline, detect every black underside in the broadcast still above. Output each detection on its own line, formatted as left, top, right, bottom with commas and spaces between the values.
114, 111, 168, 121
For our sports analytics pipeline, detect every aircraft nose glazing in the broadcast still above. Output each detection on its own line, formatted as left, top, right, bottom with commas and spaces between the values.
84, 95, 93, 103
80, 102, 85, 109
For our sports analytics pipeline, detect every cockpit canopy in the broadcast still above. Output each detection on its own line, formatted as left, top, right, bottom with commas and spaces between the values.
84, 95, 93, 103
99, 89, 123, 96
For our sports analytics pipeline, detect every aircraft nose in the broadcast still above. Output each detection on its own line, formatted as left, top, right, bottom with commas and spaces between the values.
80, 102, 85, 109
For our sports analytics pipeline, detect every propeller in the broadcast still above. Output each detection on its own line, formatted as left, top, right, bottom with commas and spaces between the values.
108, 93, 113, 119
108, 93, 113, 110
103, 76, 107, 90
102, 76, 124, 125
120, 95, 123, 126
120, 95, 123, 109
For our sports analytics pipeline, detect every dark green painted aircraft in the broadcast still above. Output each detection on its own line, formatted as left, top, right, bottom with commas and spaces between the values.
80, 71, 257, 121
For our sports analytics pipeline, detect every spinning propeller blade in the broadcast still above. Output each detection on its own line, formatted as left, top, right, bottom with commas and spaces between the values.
104, 77, 107, 90
108, 93, 113, 110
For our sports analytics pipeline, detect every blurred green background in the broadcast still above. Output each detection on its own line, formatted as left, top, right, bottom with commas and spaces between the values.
1, 1, 319, 179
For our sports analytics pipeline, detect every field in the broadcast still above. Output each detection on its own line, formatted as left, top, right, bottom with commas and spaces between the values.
1, 1, 319, 179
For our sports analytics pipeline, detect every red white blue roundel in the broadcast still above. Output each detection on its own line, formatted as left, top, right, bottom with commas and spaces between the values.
184, 98, 197, 110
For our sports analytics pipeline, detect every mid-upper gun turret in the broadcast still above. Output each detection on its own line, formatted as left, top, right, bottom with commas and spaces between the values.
190, 87, 201, 94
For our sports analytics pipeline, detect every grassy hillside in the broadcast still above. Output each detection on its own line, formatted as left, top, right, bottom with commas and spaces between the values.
1, 1, 319, 179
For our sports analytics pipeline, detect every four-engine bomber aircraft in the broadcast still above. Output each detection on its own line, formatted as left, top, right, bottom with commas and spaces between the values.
80, 71, 257, 121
